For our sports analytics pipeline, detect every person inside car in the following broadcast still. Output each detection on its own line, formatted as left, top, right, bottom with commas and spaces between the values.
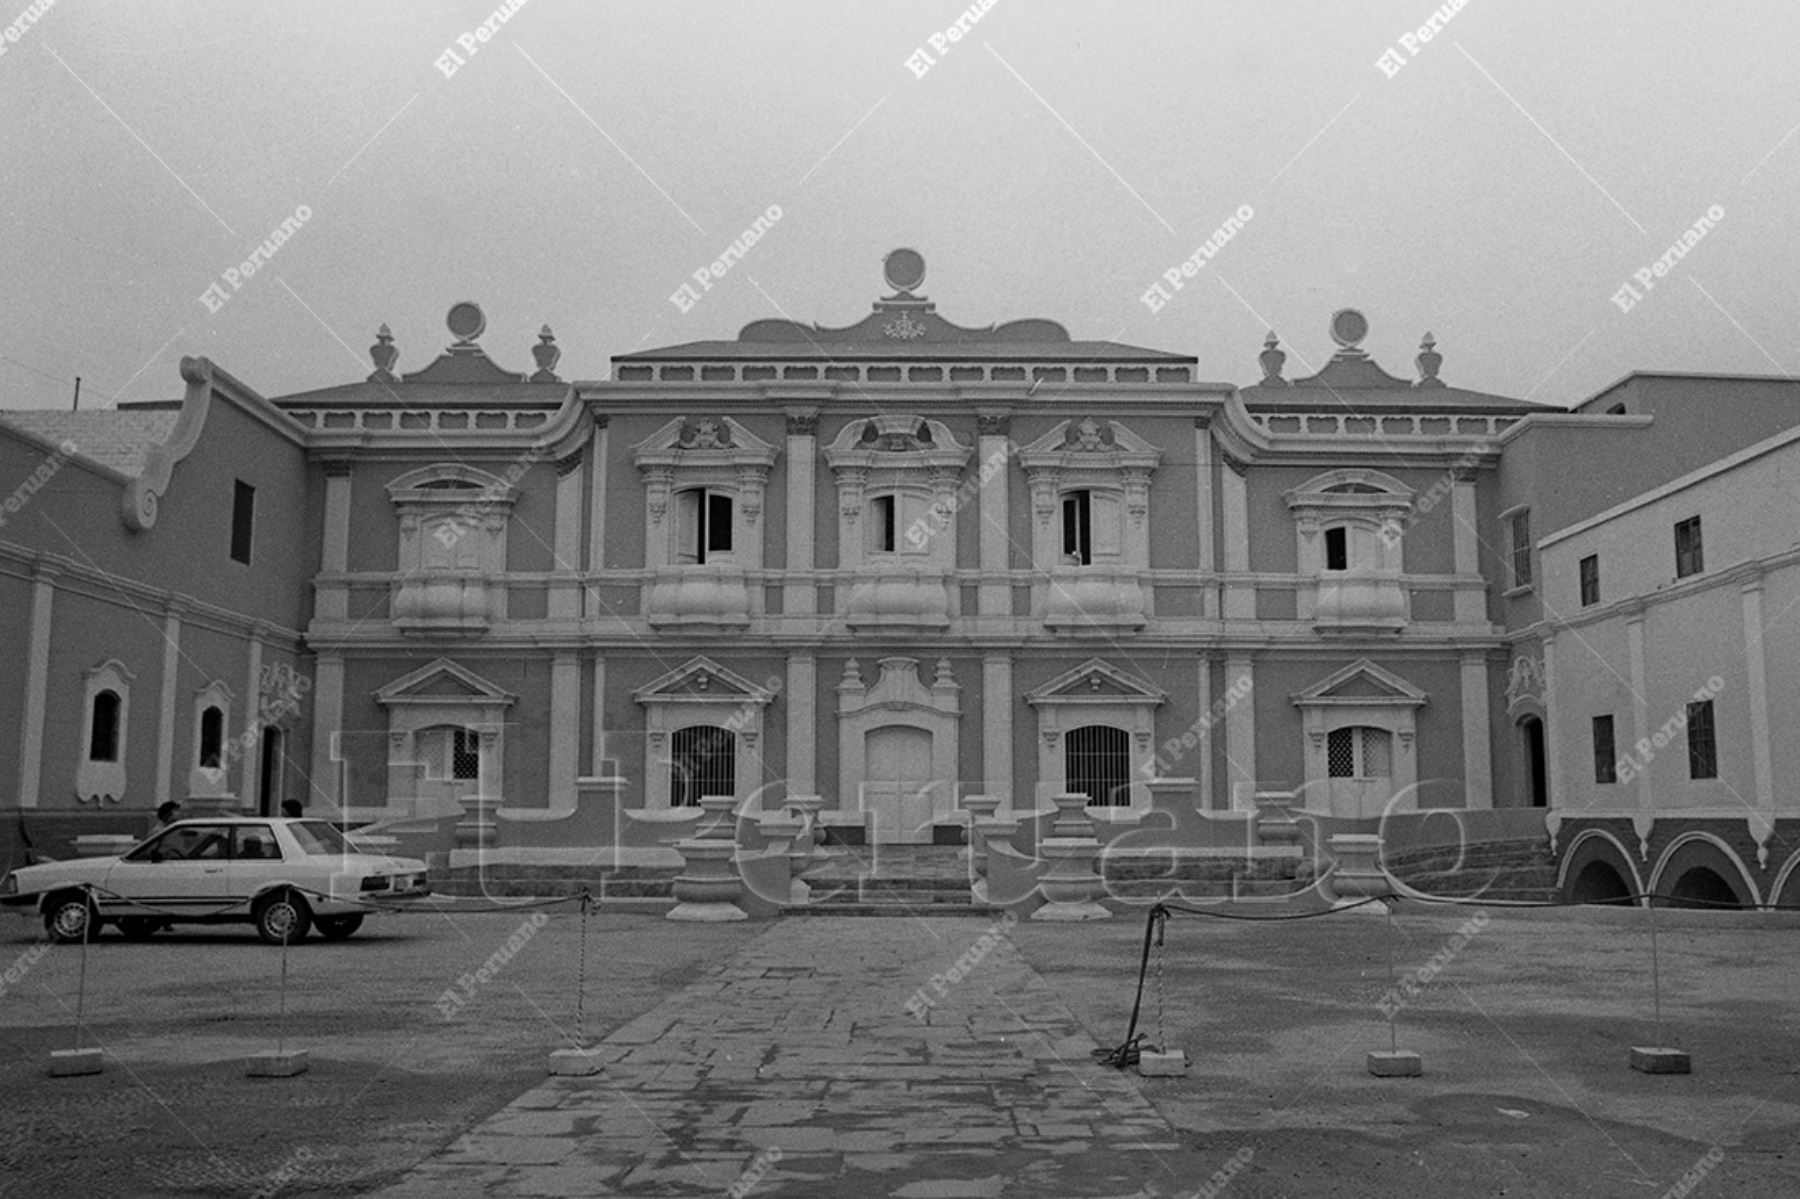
146, 801, 181, 838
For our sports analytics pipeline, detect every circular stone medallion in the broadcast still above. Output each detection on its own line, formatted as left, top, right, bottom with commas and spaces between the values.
447, 301, 487, 344
883, 248, 926, 293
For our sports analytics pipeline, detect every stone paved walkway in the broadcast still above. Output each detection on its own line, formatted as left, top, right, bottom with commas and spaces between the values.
374, 917, 1207, 1197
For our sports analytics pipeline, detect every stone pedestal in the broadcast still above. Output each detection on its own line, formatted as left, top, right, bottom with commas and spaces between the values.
1367, 1050, 1422, 1077
49, 1048, 103, 1077
1630, 1046, 1691, 1074
1032, 792, 1111, 921
1324, 833, 1392, 905
961, 794, 1001, 889
246, 1049, 309, 1078
1138, 1049, 1188, 1077
668, 795, 749, 922
454, 796, 498, 851
782, 795, 828, 903
549, 1046, 605, 1076
1254, 792, 1302, 849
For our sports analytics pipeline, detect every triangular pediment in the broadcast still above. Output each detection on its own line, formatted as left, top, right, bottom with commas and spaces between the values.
375, 658, 516, 705
634, 657, 775, 705
1018, 418, 1162, 467
1026, 658, 1166, 706
1292, 659, 1427, 707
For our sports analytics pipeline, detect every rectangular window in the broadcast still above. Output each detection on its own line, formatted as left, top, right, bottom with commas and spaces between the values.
1579, 554, 1600, 606
1324, 526, 1348, 571
230, 480, 255, 565
1061, 490, 1092, 565
1508, 509, 1532, 589
706, 491, 733, 556
676, 489, 734, 564
1686, 700, 1717, 779
451, 729, 481, 781
1592, 715, 1617, 783
1674, 516, 1704, 578
868, 495, 897, 553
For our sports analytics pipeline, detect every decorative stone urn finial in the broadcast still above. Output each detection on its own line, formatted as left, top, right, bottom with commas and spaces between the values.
530, 324, 561, 382
1415, 332, 1444, 388
368, 324, 398, 382
1259, 330, 1286, 384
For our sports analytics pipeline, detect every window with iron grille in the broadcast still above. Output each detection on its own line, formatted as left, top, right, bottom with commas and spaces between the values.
1674, 516, 1704, 578
451, 728, 481, 781
1064, 725, 1131, 806
198, 706, 225, 769
1508, 509, 1532, 589
1592, 715, 1617, 783
1686, 700, 1717, 779
1579, 554, 1600, 606
1326, 726, 1392, 778
671, 725, 736, 806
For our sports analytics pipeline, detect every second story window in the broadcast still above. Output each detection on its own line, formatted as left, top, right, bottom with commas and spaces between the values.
231, 480, 255, 565
675, 489, 734, 564
1686, 699, 1717, 778
1324, 526, 1349, 571
1592, 714, 1617, 783
1579, 554, 1600, 606
89, 690, 121, 762
1062, 490, 1093, 565
1674, 515, 1704, 578
1508, 509, 1533, 590
868, 495, 897, 554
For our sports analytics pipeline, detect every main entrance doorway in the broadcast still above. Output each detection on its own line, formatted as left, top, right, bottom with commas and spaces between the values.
862, 725, 936, 844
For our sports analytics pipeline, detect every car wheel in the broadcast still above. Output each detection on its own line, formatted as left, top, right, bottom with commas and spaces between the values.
44, 893, 99, 944
315, 914, 364, 940
253, 891, 312, 945
118, 917, 163, 940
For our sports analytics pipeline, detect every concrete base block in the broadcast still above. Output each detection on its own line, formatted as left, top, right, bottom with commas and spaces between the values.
548, 1046, 605, 1076
1630, 1046, 1691, 1074
666, 902, 748, 922
246, 1049, 310, 1077
1367, 1050, 1423, 1077
1137, 1050, 1188, 1077
1030, 901, 1112, 922
49, 1048, 104, 1076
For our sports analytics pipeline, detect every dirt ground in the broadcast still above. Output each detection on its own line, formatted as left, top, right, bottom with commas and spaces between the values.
1009, 901, 1800, 1198
0, 899, 1795, 1197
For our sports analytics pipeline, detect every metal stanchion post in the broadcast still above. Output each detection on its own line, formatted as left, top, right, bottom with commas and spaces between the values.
1630, 890, 1691, 1074
1368, 899, 1422, 1077
549, 889, 603, 1076
248, 898, 308, 1076
49, 886, 103, 1076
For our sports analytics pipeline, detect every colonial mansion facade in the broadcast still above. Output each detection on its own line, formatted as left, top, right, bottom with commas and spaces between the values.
5, 251, 1799, 906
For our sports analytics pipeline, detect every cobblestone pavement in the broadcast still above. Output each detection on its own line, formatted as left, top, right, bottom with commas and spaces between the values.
374, 917, 1209, 1197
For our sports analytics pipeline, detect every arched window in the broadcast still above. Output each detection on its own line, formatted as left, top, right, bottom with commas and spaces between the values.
1065, 725, 1131, 806
1326, 726, 1392, 779
88, 690, 121, 762
670, 725, 735, 806
198, 706, 225, 769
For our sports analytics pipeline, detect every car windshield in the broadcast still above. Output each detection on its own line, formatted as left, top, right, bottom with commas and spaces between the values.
286, 820, 354, 856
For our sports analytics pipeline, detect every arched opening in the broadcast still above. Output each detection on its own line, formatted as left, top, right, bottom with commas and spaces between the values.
198, 706, 225, 769
670, 725, 735, 806
1665, 866, 1743, 910
88, 689, 121, 762
1521, 717, 1547, 807
1569, 860, 1633, 906
1066, 725, 1131, 806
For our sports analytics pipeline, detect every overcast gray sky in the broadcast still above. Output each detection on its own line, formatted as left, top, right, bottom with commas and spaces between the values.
2, 1, 1797, 409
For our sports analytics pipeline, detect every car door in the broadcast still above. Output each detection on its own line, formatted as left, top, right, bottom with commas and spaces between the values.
102, 823, 237, 917
226, 822, 288, 906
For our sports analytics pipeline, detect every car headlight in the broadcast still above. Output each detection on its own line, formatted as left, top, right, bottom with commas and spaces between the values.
359, 875, 390, 892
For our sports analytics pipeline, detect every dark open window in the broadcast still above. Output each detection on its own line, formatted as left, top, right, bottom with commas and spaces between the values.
1675, 516, 1704, 578
198, 706, 224, 769
1686, 700, 1717, 779
230, 480, 255, 565
1324, 526, 1348, 571
676, 489, 734, 564
1592, 715, 1617, 783
869, 495, 897, 553
88, 690, 121, 762
1061, 490, 1093, 565
1579, 554, 1600, 606
1065, 725, 1131, 806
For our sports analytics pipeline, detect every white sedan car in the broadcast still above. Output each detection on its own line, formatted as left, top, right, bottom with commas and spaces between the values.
1, 818, 430, 944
